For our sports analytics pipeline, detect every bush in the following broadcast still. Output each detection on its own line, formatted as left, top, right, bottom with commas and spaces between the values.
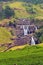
4, 6, 15, 18
26, 7, 37, 14
35, 30, 43, 43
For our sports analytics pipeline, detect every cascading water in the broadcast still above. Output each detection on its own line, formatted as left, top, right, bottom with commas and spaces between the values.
23, 25, 28, 35
24, 29, 27, 35
31, 36, 35, 45
35, 26, 38, 31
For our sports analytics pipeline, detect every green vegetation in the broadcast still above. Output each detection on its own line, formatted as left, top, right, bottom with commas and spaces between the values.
0, 27, 12, 44
0, 45, 43, 65
4, 6, 15, 18
0, 0, 43, 4
1, 2, 43, 19
35, 29, 43, 43
0, 1, 43, 44
0, 1, 43, 65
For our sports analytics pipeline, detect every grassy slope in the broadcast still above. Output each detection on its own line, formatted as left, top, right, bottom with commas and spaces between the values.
3, 2, 43, 19
0, 27, 12, 44
0, 44, 43, 65
3, 2, 29, 18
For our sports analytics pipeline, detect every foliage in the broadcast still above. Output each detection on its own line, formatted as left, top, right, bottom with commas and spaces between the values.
26, 7, 37, 14
35, 29, 43, 43
4, 6, 15, 18
0, 2, 43, 19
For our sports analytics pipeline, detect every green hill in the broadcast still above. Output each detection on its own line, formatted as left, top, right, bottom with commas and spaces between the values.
0, 45, 43, 65
2, 2, 43, 19
0, 1, 43, 65
0, 1, 43, 50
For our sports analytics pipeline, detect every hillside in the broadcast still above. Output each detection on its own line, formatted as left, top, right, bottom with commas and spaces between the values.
0, 1, 43, 50
2, 2, 43, 19
0, 27, 12, 43
0, 1, 43, 65
0, 44, 43, 65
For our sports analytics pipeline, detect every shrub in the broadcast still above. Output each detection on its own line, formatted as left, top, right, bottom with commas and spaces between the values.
4, 6, 15, 18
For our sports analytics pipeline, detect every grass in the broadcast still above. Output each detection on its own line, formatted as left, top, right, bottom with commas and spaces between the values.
0, 27, 12, 44
9, 44, 28, 51
2, 2, 43, 19
0, 44, 43, 65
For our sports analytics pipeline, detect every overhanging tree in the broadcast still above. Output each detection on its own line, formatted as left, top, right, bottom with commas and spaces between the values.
4, 6, 15, 18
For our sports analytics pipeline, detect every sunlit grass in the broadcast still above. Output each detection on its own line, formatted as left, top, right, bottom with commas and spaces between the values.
0, 27, 12, 44
35, 16, 43, 19
9, 44, 29, 51
9, 2, 25, 10
38, 43, 43, 47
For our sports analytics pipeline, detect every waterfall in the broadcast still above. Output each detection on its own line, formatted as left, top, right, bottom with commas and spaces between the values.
31, 36, 35, 45
23, 25, 28, 35
35, 26, 38, 31
24, 29, 27, 35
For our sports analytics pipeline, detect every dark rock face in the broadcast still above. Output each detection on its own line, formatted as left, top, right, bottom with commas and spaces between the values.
12, 35, 31, 46
35, 39, 39, 44
0, 18, 39, 52
8, 19, 39, 47
12, 35, 39, 46
0, 36, 39, 52
15, 18, 37, 36
16, 18, 30, 25
14, 37, 27, 46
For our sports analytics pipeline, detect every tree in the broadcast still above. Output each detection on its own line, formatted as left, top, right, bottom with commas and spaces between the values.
4, 6, 15, 18
26, 7, 36, 14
